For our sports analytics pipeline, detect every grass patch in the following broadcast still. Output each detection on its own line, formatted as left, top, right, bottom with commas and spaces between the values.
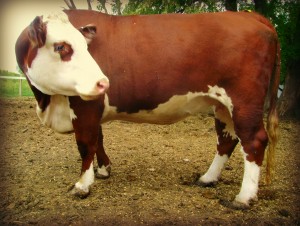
0, 78, 33, 97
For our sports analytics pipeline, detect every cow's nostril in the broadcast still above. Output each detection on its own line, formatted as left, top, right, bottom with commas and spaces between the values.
97, 82, 104, 89
97, 81, 109, 93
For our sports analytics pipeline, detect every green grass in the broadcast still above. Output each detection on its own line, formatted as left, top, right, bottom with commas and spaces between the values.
0, 78, 33, 97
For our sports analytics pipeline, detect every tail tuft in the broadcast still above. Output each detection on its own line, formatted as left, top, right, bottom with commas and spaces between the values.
265, 108, 279, 185
265, 38, 280, 185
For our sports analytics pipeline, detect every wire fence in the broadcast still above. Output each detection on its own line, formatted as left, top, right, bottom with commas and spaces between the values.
0, 75, 32, 97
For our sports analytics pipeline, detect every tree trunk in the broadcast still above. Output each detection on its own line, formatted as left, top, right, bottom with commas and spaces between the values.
87, 0, 93, 10
64, 0, 76, 9
277, 8, 300, 118
99, 0, 108, 14
115, 0, 122, 15
278, 60, 300, 118
254, 0, 268, 15
225, 0, 237, 11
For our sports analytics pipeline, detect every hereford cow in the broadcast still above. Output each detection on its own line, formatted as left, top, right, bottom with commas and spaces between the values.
15, 10, 280, 209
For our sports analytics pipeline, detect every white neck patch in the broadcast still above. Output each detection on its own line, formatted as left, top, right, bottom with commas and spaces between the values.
36, 95, 74, 133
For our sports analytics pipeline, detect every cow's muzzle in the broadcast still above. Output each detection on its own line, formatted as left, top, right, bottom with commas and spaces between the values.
96, 80, 110, 95
78, 78, 110, 101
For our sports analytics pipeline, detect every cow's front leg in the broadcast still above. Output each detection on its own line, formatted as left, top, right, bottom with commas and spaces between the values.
95, 126, 111, 179
70, 140, 96, 198
69, 97, 104, 198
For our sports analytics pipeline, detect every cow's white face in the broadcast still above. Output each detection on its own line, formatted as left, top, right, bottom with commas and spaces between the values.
26, 13, 109, 100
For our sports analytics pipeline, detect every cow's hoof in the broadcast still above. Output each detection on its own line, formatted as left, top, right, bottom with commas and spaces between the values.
195, 179, 217, 187
95, 165, 111, 179
68, 185, 90, 199
219, 199, 250, 210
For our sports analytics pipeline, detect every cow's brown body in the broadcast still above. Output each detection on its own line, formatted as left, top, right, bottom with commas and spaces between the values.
67, 11, 276, 114
16, 10, 280, 208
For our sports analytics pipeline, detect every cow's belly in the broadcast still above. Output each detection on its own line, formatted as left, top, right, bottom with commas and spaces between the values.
102, 85, 233, 125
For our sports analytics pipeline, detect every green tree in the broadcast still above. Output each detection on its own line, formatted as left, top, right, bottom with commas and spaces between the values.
122, 0, 226, 15
274, 1, 300, 117
225, 0, 237, 11
251, 0, 300, 117
253, 0, 268, 15
97, 0, 123, 15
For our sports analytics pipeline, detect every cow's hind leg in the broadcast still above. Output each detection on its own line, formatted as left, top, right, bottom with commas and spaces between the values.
95, 126, 112, 179
218, 108, 268, 209
231, 120, 268, 209
197, 113, 238, 187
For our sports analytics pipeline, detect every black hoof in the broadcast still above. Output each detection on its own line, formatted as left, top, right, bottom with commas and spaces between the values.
68, 185, 90, 199
95, 165, 111, 179
219, 199, 250, 210
95, 172, 110, 179
195, 179, 217, 187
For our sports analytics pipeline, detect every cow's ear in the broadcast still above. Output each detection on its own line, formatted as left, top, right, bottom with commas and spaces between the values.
79, 24, 97, 44
28, 16, 46, 48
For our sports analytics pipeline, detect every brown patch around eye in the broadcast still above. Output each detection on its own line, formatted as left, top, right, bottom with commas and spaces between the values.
54, 42, 74, 61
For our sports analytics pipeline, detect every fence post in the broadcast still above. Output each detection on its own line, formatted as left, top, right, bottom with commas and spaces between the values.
0, 75, 27, 96
19, 73, 22, 96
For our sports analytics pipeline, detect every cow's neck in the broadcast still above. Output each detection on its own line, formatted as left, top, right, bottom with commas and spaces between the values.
30, 84, 51, 112
35, 94, 75, 133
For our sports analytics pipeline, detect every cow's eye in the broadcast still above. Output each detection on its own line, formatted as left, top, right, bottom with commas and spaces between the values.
54, 44, 65, 52
53, 42, 73, 61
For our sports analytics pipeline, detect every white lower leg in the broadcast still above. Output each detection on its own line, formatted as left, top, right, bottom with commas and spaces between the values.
199, 153, 228, 183
97, 164, 111, 177
75, 161, 95, 192
235, 148, 260, 205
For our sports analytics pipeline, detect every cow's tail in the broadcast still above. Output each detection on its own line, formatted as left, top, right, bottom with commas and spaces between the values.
265, 36, 280, 185
245, 12, 280, 184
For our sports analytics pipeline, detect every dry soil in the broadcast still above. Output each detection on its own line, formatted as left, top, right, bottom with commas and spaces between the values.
0, 97, 299, 225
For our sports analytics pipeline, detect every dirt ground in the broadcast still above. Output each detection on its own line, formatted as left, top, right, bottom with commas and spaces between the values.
0, 97, 299, 225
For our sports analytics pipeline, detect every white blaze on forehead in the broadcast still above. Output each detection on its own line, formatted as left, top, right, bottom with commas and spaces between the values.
28, 12, 108, 98
44, 12, 86, 51
46, 11, 70, 22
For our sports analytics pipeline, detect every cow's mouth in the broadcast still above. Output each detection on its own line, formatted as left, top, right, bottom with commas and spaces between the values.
79, 94, 101, 101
